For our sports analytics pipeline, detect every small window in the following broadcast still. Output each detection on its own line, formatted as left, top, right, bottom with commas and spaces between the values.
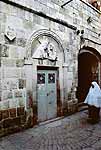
48, 73, 55, 83
37, 73, 45, 84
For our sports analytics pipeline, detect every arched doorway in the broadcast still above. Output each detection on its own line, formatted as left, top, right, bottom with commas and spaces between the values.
77, 47, 101, 103
25, 29, 64, 122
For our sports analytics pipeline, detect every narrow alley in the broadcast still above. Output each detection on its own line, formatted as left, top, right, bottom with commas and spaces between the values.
0, 110, 101, 150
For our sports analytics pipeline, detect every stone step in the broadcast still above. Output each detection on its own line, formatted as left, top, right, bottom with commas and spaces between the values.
78, 105, 88, 112
38, 116, 64, 126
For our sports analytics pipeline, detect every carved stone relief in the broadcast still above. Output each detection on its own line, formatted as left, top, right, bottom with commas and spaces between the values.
32, 40, 57, 61
5, 25, 16, 41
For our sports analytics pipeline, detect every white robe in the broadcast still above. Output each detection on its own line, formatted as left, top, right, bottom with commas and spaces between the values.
84, 81, 101, 108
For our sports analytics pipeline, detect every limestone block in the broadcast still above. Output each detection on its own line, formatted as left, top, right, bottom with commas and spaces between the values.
0, 92, 1, 101
18, 98, 25, 107
3, 67, 20, 78
25, 65, 33, 90
0, 2, 8, 13
6, 15, 23, 31
2, 79, 18, 90
49, 7, 57, 18
69, 32, 74, 45
0, 12, 7, 23
2, 110, 9, 119
16, 59, 24, 67
17, 7, 25, 19
73, 14, 78, 24
15, 91, 26, 108
16, 38, 26, 47
10, 5, 18, 16
68, 65, 74, 72
9, 45, 17, 58
20, 68, 26, 78
16, 47, 25, 59
2, 90, 13, 100
0, 100, 9, 110
58, 24, 65, 32
0, 44, 9, 57
0, 33, 5, 44
68, 72, 73, 80
14, 90, 23, 98
9, 108, 16, 118
9, 99, 17, 108
17, 106, 25, 116
19, 79, 26, 89
2, 58, 16, 67
0, 67, 1, 81
16, 30, 25, 39
51, 0, 62, 5
42, 18, 50, 27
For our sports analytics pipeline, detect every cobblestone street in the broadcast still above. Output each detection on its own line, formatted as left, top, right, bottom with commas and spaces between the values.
0, 110, 101, 150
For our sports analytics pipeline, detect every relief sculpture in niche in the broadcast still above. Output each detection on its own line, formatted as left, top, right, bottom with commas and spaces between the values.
32, 40, 57, 61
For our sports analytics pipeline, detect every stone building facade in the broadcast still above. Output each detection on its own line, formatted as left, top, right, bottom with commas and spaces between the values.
0, 0, 101, 136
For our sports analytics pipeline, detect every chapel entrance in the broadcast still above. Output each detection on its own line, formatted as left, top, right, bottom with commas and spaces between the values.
77, 49, 100, 103
37, 67, 58, 122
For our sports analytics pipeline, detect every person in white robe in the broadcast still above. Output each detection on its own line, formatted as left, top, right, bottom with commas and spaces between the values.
84, 81, 101, 123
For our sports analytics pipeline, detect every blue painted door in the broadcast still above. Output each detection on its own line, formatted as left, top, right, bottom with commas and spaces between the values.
37, 70, 57, 122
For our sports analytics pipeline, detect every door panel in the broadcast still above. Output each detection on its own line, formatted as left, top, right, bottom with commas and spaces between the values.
47, 71, 57, 120
37, 71, 47, 122
37, 70, 57, 122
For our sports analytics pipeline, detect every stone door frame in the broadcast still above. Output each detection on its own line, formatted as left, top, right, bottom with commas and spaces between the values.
25, 29, 65, 123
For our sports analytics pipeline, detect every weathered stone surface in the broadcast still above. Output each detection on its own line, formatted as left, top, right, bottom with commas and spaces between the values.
9, 108, 16, 118
12, 116, 21, 126
9, 99, 17, 108
16, 59, 24, 67
16, 38, 26, 47
0, 44, 9, 57
20, 115, 26, 124
18, 98, 25, 107
2, 110, 9, 119
14, 90, 23, 98
2, 68, 20, 78
2, 91, 13, 100
19, 79, 26, 89
0, 101, 9, 110
17, 107, 25, 116
2, 79, 18, 90
3, 118, 12, 128
1, 58, 16, 67
0, 111, 2, 121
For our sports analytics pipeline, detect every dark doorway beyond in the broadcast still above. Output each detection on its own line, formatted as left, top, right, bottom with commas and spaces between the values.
77, 51, 98, 103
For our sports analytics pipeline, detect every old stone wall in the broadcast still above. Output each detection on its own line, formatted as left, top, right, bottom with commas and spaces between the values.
0, 0, 101, 135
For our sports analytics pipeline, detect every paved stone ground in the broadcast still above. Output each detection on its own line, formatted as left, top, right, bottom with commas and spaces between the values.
0, 110, 101, 150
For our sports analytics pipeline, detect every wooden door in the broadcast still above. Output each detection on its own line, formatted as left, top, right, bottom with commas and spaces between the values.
37, 69, 57, 122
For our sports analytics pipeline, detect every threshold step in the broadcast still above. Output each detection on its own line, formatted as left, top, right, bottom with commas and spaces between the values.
39, 116, 64, 126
